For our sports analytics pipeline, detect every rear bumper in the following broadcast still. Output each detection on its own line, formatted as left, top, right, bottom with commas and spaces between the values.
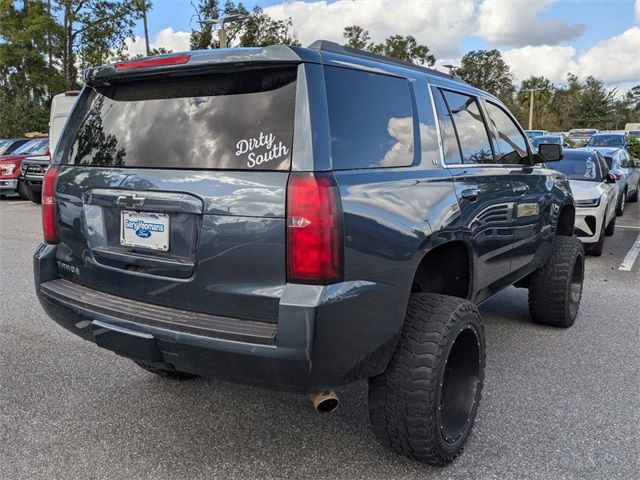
34, 243, 411, 392
0, 178, 17, 192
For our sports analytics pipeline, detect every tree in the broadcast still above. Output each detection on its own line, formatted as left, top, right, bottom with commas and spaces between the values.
369, 34, 435, 66
455, 49, 515, 104
516, 76, 555, 129
342, 25, 435, 66
343, 24, 369, 50
56, 0, 147, 86
190, 1, 299, 50
0, 0, 66, 136
239, 6, 299, 47
568, 76, 615, 129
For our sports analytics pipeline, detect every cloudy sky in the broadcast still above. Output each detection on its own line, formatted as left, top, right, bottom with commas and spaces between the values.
127, 0, 640, 92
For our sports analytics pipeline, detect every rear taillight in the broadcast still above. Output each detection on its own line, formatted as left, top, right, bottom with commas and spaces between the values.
613, 173, 621, 180
286, 172, 343, 284
42, 165, 59, 244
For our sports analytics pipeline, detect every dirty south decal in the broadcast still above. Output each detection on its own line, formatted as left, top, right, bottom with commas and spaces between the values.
236, 132, 290, 168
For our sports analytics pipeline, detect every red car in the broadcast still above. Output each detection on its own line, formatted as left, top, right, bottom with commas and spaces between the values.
0, 137, 49, 198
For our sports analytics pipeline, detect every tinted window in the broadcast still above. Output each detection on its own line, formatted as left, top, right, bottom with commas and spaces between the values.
484, 102, 529, 164
596, 152, 609, 177
65, 68, 297, 170
587, 134, 625, 147
432, 88, 462, 164
325, 67, 414, 169
553, 151, 604, 182
441, 90, 494, 164
415, 90, 441, 165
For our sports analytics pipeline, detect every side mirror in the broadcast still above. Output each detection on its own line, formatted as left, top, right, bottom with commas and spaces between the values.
534, 143, 563, 163
605, 172, 617, 183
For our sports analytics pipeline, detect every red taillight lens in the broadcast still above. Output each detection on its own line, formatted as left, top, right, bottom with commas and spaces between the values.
613, 173, 621, 180
114, 54, 190, 71
42, 165, 59, 244
287, 173, 343, 284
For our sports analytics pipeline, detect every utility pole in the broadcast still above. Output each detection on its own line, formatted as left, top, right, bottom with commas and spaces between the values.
524, 88, 544, 130
142, 3, 151, 57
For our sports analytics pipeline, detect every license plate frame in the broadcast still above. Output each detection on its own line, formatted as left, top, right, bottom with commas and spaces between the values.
120, 210, 170, 251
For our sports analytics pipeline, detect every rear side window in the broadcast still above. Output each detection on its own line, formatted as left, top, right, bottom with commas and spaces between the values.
484, 101, 529, 164
65, 68, 297, 170
324, 67, 415, 169
440, 90, 494, 164
432, 87, 462, 165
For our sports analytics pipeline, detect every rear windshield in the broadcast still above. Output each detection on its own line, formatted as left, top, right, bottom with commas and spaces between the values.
64, 68, 297, 170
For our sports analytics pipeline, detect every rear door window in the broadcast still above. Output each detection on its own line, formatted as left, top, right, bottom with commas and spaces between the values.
440, 90, 494, 164
324, 66, 415, 169
432, 87, 463, 165
64, 68, 297, 170
484, 101, 529, 165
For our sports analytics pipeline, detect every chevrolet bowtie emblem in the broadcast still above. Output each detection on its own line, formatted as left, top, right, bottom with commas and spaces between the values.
115, 193, 145, 208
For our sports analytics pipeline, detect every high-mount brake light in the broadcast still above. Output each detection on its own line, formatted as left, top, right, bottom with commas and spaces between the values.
42, 164, 59, 244
286, 172, 343, 284
114, 54, 191, 71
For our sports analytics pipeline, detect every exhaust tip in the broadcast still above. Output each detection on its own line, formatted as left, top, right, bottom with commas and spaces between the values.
309, 390, 339, 413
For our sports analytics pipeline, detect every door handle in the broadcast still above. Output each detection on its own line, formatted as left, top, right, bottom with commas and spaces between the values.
461, 188, 481, 201
514, 184, 529, 195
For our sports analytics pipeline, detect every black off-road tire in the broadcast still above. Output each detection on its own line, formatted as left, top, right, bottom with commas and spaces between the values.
134, 361, 198, 380
628, 186, 638, 202
17, 180, 30, 200
24, 184, 41, 204
604, 216, 616, 236
615, 190, 626, 216
368, 293, 485, 466
528, 235, 584, 327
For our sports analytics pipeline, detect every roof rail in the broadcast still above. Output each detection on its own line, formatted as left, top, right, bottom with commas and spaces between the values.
307, 40, 463, 82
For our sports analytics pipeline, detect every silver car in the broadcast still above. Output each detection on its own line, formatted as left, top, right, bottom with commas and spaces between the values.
594, 147, 640, 215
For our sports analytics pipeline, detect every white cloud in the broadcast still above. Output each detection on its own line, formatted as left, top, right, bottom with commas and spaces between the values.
575, 27, 640, 83
475, 0, 587, 47
503, 27, 640, 85
125, 27, 191, 57
264, 0, 476, 57
503, 45, 578, 83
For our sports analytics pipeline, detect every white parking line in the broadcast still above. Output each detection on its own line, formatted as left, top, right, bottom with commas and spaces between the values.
6, 200, 31, 205
617, 225, 640, 230
619, 232, 640, 271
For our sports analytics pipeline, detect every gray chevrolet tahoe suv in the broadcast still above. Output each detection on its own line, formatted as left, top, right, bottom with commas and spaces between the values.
34, 41, 584, 465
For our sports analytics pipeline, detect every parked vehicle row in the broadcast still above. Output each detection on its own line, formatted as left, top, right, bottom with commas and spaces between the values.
552, 149, 619, 256
0, 92, 79, 201
0, 137, 49, 199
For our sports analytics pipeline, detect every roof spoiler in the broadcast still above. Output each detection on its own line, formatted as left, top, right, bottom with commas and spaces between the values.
83, 46, 311, 85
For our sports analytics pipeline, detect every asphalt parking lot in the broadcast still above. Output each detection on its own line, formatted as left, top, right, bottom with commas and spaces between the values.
1, 197, 638, 480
